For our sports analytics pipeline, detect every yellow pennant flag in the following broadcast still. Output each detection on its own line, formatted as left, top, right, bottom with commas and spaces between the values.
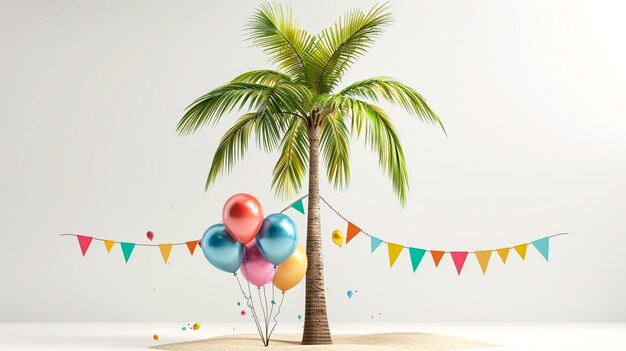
514, 243, 528, 260
159, 244, 173, 264
104, 240, 115, 253
474, 250, 492, 274
496, 248, 510, 263
387, 243, 404, 268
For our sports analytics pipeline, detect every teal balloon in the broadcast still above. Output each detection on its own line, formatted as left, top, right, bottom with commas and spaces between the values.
201, 223, 244, 273
347, 290, 353, 298
255, 213, 298, 266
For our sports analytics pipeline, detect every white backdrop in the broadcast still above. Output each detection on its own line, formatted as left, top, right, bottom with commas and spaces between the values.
1, 0, 625, 323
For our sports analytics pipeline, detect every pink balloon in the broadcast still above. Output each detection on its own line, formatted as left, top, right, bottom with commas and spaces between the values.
222, 193, 264, 245
240, 241, 275, 287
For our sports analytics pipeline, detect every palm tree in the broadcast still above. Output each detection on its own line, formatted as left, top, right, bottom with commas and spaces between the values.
177, 2, 444, 345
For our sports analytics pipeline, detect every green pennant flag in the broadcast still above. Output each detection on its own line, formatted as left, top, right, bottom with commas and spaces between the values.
409, 248, 426, 272
291, 199, 305, 214
120, 242, 136, 263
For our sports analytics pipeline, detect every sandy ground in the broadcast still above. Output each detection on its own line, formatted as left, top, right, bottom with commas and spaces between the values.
153, 332, 492, 351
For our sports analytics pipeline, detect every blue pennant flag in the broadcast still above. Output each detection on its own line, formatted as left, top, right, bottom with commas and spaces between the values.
370, 236, 383, 253
409, 247, 426, 272
532, 237, 550, 261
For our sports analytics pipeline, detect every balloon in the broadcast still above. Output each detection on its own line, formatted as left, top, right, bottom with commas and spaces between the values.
256, 213, 298, 265
331, 229, 343, 247
347, 290, 353, 298
200, 224, 244, 273
146, 231, 154, 241
240, 241, 275, 287
273, 245, 307, 292
222, 193, 264, 245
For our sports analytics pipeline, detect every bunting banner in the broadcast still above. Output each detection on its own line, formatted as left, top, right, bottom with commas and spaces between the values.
61, 194, 569, 274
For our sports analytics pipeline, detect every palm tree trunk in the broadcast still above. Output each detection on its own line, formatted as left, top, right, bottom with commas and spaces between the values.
301, 124, 332, 345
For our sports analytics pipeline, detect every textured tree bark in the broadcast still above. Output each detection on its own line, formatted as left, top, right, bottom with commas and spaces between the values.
301, 124, 332, 345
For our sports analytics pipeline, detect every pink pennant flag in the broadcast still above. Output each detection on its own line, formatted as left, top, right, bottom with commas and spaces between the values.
76, 235, 93, 257
450, 251, 469, 275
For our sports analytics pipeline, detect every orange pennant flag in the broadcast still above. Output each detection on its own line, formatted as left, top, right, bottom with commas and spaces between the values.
387, 243, 404, 268
496, 248, 510, 263
474, 250, 493, 274
186, 241, 199, 255
514, 244, 528, 260
104, 240, 115, 253
430, 250, 445, 267
159, 244, 173, 264
346, 222, 361, 244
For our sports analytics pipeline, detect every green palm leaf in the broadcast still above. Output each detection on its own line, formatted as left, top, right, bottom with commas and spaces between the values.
271, 118, 309, 199
309, 3, 393, 94
320, 111, 351, 189
246, 2, 317, 85
340, 77, 446, 133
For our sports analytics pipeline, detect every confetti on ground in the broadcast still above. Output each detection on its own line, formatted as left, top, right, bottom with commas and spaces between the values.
271, 299, 276, 305
182, 327, 186, 331
297, 314, 302, 320
153, 334, 159, 340
192, 322, 200, 330
240, 310, 246, 316
236, 302, 241, 306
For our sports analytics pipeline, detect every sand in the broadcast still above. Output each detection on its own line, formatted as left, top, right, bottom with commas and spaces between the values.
153, 333, 493, 351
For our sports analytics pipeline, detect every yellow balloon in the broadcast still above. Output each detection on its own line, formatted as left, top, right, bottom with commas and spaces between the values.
273, 245, 307, 292
331, 230, 344, 247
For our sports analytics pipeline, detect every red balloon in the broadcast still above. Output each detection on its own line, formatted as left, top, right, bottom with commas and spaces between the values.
146, 231, 154, 241
222, 194, 263, 245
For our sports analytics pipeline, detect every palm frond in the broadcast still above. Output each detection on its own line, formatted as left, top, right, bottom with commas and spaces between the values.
328, 95, 410, 204
320, 111, 351, 189
231, 69, 294, 85
271, 118, 309, 199
176, 81, 310, 136
246, 2, 317, 84
309, 2, 393, 94
205, 112, 259, 189
340, 77, 446, 133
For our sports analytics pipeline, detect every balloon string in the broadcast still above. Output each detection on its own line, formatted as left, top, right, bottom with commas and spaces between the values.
262, 285, 271, 346
256, 286, 269, 346
268, 292, 285, 341
247, 280, 266, 345
235, 274, 265, 345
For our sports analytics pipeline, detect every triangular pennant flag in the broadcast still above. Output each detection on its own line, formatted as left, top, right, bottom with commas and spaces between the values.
387, 243, 404, 268
158, 244, 173, 264
370, 237, 383, 253
514, 243, 528, 260
346, 222, 361, 244
120, 242, 136, 263
104, 240, 115, 253
431, 250, 445, 267
291, 199, 305, 214
186, 240, 199, 255
76, 235, 93, 257
409, 248, 426, 272
496, 248, 510, 263
474, 250, 492, 274
450, 251, 469, 275
532, 237, 550, 261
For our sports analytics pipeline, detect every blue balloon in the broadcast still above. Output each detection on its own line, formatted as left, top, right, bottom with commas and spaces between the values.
347, 290, 353, 298
255, 213, 298, 266
201, 223, 244, 273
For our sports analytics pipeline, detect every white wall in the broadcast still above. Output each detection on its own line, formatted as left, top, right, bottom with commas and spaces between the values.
1, 0, 625, 322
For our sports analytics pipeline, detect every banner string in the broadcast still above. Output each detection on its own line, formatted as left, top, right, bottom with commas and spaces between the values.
59, 193, 570, 252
